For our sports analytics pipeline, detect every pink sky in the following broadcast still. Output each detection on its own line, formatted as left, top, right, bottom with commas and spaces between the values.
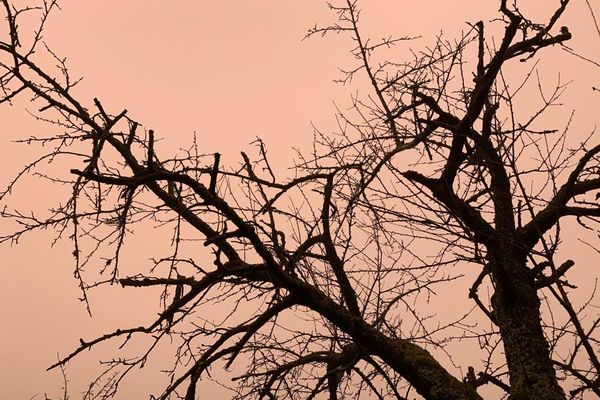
1, 1, 598, 398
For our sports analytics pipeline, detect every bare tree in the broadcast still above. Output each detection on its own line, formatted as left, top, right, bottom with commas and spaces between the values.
1, 0, 599, 399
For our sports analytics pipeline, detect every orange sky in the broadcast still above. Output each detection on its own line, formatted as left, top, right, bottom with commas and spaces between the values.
1, 1, 598, 399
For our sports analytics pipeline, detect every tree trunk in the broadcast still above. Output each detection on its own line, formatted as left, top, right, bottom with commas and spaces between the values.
489, 256, 566, 400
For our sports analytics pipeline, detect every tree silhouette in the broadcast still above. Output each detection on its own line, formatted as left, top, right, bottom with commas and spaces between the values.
1, 0, 599, 399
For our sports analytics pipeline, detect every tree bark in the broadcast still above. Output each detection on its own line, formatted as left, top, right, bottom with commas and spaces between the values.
488, 252, 566, 400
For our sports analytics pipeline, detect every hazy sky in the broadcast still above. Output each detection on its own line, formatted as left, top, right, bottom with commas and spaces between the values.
1, 1, 598, 399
